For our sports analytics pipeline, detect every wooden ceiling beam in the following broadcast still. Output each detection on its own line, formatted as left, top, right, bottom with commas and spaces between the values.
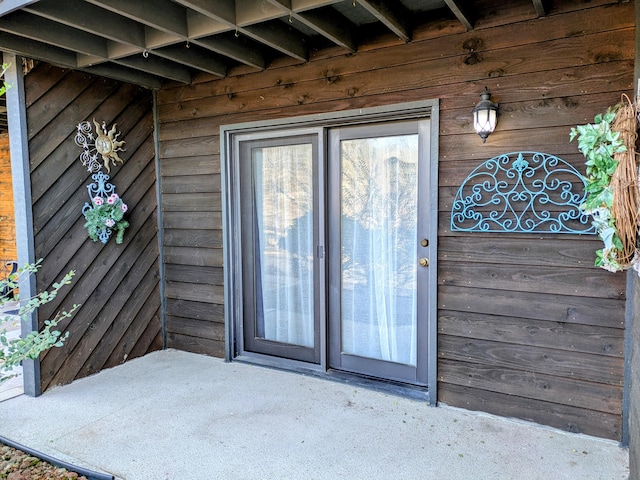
154, 44, 227, 77
84, 0, 189, 38
268, 0, 343, 13
532, 0, 546, 17
242, 21, 308, 62
114, 53, 193, 84
23, 0, 146, 47
186, 11, 230, 39
0, 31, 78, 68
173, 0, 235, 25
0, 10, 108, 58
297, 8, 356, 51
264, 1, 356, 51
236, 0, 284, 26
81, 63, 162, 89
292, 0, 342, 10
443, 0, 474, 30
193, 35, 266, 70
357, 0, 411, 43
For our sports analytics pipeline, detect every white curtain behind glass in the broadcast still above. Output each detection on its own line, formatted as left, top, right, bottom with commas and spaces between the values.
340, 135, 418, 365
253, 144, 314, 347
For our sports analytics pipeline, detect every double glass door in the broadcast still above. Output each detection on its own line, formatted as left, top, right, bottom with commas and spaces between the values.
238, 119, 432, 386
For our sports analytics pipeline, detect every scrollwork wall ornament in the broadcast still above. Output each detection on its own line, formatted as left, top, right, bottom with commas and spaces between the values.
451, 152, 595, 234
75, 119, 126, 173
75, 119, 129, 244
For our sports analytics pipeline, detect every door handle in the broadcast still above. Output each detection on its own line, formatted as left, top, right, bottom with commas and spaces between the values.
419, 257, 429, 267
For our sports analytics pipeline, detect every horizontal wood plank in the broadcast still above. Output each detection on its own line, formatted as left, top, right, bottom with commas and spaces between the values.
438, 261, 625, 300
439, 359, 622, 414
166, 332, 225, 357
164, 228, 222, 248
165, 298, 225, 322
166, 280, 224, 304
439, 310, 624, 357
164, 246, 223, 267
161, 174, 221, 194
161, 192, 222, 212
438, 383, 621, 439
166, 316, 225, 342
438, 236, 606, 269
438, 285, 625, 329
165, 263, 224, 285
163, 211, 222, 230
438, 335, 623, 385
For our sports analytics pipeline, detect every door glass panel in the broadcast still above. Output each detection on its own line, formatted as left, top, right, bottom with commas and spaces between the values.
340, 135, 418, 365
252, 143, 314, 347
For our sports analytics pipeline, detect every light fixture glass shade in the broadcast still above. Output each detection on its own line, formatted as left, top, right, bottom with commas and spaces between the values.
472, 87, 499, 143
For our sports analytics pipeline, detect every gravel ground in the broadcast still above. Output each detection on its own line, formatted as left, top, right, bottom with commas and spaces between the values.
0, 444, 87, 480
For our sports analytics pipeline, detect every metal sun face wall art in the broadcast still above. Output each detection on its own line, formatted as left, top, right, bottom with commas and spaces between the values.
75, 120, 129, 244
75, 119, 126, 173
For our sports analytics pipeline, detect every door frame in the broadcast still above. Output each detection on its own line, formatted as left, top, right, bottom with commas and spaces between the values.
221, 100, 439, 404
327, 119, 432, 386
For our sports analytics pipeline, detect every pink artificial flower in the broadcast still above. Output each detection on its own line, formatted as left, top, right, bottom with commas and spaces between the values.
121, 203, 128, 213
105, 218, 115, 227
93, 196, 104, 206
107, 196, 116, 205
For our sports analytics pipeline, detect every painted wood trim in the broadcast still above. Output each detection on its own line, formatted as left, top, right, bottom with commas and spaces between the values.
4, 52, 39, 396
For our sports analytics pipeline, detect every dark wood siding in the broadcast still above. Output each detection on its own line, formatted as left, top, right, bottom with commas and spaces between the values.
156, 0, 632, 439
26, 63, 162, 391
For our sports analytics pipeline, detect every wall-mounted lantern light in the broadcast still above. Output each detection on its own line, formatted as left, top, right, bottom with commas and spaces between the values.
472, 87, 499, 143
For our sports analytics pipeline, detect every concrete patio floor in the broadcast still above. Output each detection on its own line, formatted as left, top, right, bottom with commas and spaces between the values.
0, 349, 629, 480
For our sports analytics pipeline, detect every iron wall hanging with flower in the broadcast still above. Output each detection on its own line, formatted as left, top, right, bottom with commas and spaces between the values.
75, 120, 129, 244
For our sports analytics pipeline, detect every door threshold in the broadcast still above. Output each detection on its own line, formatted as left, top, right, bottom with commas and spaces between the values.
233, 354, 433, 404
323, 369, 432, 403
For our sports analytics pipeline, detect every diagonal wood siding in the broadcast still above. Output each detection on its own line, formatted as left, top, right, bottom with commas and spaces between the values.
156, 0, 632, 440
24, 63, 162, 391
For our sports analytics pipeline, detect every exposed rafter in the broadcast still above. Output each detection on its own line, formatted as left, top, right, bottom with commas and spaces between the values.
0, 0, 531, 90
0, 31, 78, 68
82, 63, 163, 89
243, 21, 308, 62
357, 0, 411, 43
444, 0, 474, 31
0, 10, 108, 58
297, 8, 356, 52
114, 53, 193, 84
154, 44, 227, 77
532, 0, 546, 17
84, 0, 189, 38
174, 0, 236, 25
265, 0, 356, 52
23, 0, 146, 47
194, 34, 266, 70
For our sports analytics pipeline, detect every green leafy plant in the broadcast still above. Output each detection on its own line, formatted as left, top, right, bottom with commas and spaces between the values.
0, 261, 79, 384
0, 63, 10, 97
83, 193, 129, 244
570, 107, 627, 271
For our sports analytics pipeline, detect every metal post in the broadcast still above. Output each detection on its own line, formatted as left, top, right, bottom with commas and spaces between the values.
4, 52, 40, 396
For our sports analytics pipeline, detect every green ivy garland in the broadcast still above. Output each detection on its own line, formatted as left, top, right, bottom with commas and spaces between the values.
570, 107, 627, 271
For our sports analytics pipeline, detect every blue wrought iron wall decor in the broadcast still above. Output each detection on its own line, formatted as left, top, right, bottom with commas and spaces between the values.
450, 152, 596, 234
82, 171, 130, 244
